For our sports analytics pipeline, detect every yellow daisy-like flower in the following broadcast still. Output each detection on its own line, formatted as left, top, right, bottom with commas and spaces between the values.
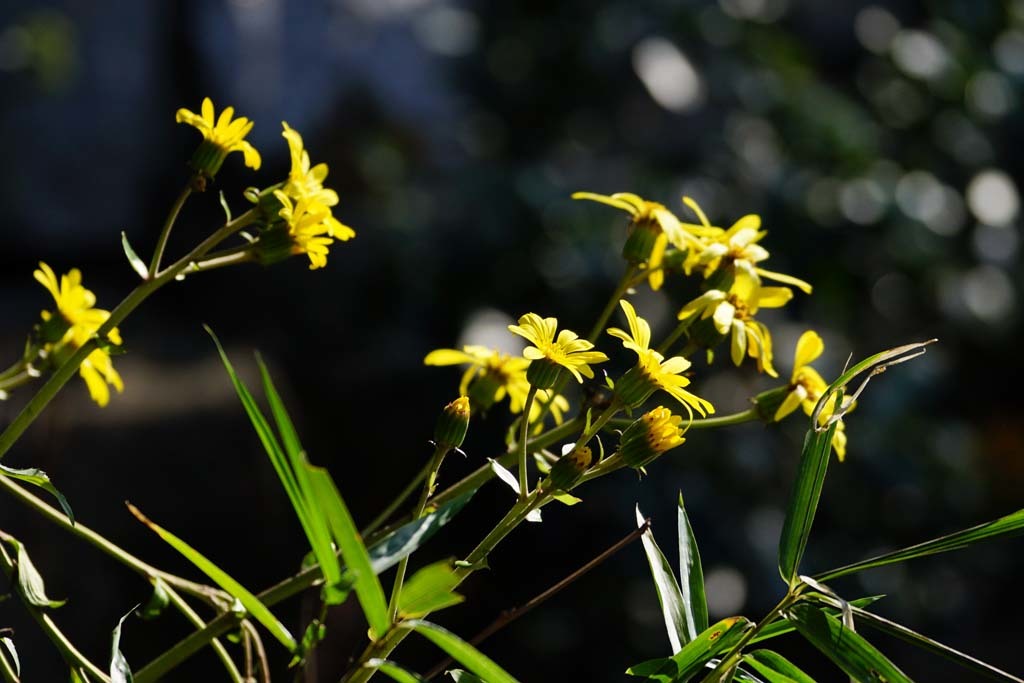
607, 299, 714, 418
176, 97, 261, 174
677, 273, 791, 377
573, 192, 707, 291
680, 197, 812, 294
618, 406, 687, 468
273, 190, 347, 270
424, 345, 569, 427
280, 122, 355, 240
508, 314, 608, 387
774, 330, 850, 461
34, 262, 123, 407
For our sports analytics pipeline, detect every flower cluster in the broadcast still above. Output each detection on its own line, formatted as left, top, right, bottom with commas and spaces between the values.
33, 263, 123, 407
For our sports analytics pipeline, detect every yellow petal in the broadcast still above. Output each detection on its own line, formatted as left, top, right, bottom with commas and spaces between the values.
793, 331, 824, 374
424, 349, 477, 366
712, 301, 735, 335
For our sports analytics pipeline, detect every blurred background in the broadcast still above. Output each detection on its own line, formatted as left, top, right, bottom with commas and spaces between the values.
1, 0, 1023, 680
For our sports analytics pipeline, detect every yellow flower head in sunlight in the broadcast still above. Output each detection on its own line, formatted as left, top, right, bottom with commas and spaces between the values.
774, 330, 850, 460
618, 406, 687, 468
273, 190, 353, 270
677, 272, 791, 377
176, 97, 261, 174
34, 262, 123, 407
607, 299, 714, 418
508, 314, 608, 388
573, 191, 704, 291
280, 122, 355, 239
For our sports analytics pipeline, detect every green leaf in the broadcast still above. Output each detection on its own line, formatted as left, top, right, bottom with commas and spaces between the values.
626, 617, 753, 681
741, 650, 816, 683
816, 508, 1024, 582
110, 606, 135, 683
777, 420, 837, 585
305, 466, 390, 638
367, 491, 475, 575
0, 464, 75, 524
120, 231, 148, 279
127, 503, 296, 652
366, 659, 428, 683
135, 577, 170, 620
408, 620, 518, 683
850, 606, 1023, 683
750, 596, 884, 644
398, 558, 464, 619
8, 538, 66, 608
1, 636, 19, 676
488, 458, 521, 496
677, 492, 708, 638
636, 505, 689, 653
553, 492, 582, 506
786, 603, 912, 683
447, 670, 486, 682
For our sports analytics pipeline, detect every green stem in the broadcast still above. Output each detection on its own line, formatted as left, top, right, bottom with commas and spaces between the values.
655, 320, 692, 356
697, 591, 800, 683
133, 614, 243, 683
0, 358, 29, 383
360, 458, 432, 537
148, 182, 194, 276
586, 265, 639, 343
183, 250, 253, 275
0, 644, 16, 683
517, 386, 539, 501
608, 407, 759, 432
0, 541, 110, 682
0, 208, 257, 460
0, 369, 37, 394
385, 444, 449, 623
161, 581, 243, 683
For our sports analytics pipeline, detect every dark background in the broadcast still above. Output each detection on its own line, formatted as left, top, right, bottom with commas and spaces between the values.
1, 0, 1022, 680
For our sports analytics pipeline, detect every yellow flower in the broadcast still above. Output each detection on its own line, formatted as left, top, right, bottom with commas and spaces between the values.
34, 262, 123, 407
680, 197, 812, 294
618, 406, 687, 468
607, 299, 714, 418
573, 192, 706, 291
774, 330, 850, 461
677, 273, 791, 377
176, 97, 261, 174
508, 314, 608, 386
273, 190, 351, 270
280, 122, 354, 240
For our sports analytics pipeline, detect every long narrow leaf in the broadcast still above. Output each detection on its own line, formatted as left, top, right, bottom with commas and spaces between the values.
127, 503, 296, 652
0, 464, 75, 524
110, 607, 135, 683
408, 620, 518, 683
678, 492, 708, 638
787, 603, 912, 683
816, 508, 1024, 582
777, 422, 837, 585
851, 606, 1023, 683
366, 659, 428, 683
367, 492, 476, 575
741, 650, 815, 683
636, 506, 689, 653
750, 596, 884, 644
306, 467, 389, 638
626, 617, 753, 681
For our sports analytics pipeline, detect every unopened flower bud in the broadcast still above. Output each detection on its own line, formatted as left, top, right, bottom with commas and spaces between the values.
622, 217, 663, 265
613, 366, 658, 408
434, 396, 471, 450
752, 385, 791, 423
619, 406, 686, 468
546, 445, 593, 491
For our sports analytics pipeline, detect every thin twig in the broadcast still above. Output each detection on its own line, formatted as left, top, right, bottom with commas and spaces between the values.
422, 518, 652, 680
241, 620, 271, 683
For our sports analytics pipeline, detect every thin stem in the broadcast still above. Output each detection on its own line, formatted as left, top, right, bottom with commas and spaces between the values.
608, 407, 760, 432
134, 613, 243, 683
0, 541, 110, 682
241, 620, 270, 683
697, 591, 800, 683
161, 580, 243, 683
517, 386, 539, 501
0, 208, 257, 460
361, 458, 432, 537
586, 265, 639, 342
0, 358, 29, 383
149, 182, 194, 276
386, 445, 449, 623
0, 636, 18, 683
183, 250, 253, 275
0, 369, 36, 394
655, 319, 691, 356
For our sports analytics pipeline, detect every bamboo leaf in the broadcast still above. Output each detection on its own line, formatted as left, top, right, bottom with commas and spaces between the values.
750, 596, 884, 644
305, 467, 390, 638
850, 606, 1023, 683
7, 539, 65, 608
816, 508, 1024, 582
408, 620, 518, 683
110, 607, 135, 683
0, 464, 75, 524
367, 491, 475, 575
126, 503, 296, 652
626, 617, 753, 681
741, 650, 816, 683
786, 603, 912, 683
777, 421, 837, 585
678, 492, 708, 638
120, 232, 148, 279
636, 506, 689, 653
398, 558, 464, 619
366, 659, 428, 683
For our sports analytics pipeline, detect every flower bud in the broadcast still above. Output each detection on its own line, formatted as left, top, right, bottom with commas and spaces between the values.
751, 385, 790, 423
434, 396, 471, 450
613, 366, 658, 408
526, 357, 564, 390
546, 445, 593, 491
618, 406, 686, 468
622, 218, 662, 265
253, 224, 294, 267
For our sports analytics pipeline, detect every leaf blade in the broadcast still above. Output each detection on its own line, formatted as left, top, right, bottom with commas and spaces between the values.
0, 464, 75, 524
778, 422, 837, 585
636, 506, 689, 653
398, 558, 464, 619
678, 492, 708, 637
408, 620, 518, 683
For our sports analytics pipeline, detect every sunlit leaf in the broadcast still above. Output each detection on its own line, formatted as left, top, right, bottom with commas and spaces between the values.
741, 650, 815, 683
626, 617, 753, 681
786, 603, 912, 683
398, 559, 464, 619
127, 503, 296, 652
488, 459, 521, 495
447, 670, 486, 682
408, 620, 518, 683
367, 491, 475, 576
678, 492, 708, 639
7, 538, 65, 608
110, 606, 136, 683
367, 658, 428, 683
750, 596, 884, 644
0, 636, 19, 676
0, 464, 75, 525
637, 505, 688, 653
120, 231, 148, 279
